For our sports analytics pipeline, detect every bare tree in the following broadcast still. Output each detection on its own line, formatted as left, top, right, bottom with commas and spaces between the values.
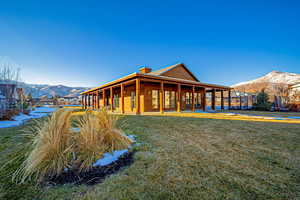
0, 57, 22, 112
271, 83, 290, 105
0, 57, 21, 84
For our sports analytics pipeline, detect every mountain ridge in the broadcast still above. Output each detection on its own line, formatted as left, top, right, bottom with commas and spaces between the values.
19, 82, 91, 98
232, 71, 300, 88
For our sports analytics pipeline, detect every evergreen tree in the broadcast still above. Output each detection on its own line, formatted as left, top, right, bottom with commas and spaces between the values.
27, 93, 33, 102
253, 90, 272, 111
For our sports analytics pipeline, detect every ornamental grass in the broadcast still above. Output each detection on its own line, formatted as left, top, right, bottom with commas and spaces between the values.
74, 108, 133, 172
12, 108, 132, 183
13, 109, 73, 183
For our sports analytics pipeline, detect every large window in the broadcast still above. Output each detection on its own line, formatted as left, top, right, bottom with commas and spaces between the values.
113, 94, 119, 109
152, 90, 159, 109
171, 91, 176, 109
186, 92, 192, 105
195, 93, 201, 107
164, 91, 176, 109
130, 91, 136, 110
164, 91, 170, 109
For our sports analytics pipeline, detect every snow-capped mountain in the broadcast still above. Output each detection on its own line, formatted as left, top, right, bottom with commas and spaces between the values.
19, 83, 90, 98
232, 71, 300, 88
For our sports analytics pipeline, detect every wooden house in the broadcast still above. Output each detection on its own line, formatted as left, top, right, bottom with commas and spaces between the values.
81, 63, 232, 114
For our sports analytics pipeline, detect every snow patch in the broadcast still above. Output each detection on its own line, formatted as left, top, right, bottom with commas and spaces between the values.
0, 106, 57, 128
93, 134, 136, 167
93, 149, 129, 167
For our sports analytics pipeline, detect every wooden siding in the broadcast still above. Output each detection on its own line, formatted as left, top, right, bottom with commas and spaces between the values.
160, 64, 198, 81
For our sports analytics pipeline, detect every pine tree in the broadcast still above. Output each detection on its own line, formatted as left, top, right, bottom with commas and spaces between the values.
253, 89, 272, 111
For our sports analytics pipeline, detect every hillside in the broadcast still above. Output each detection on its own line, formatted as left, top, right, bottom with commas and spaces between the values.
232, 71, 300, 93
19, 83, 90, 98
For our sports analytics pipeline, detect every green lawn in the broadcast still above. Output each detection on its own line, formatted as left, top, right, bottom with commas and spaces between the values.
1, 116, 300, 200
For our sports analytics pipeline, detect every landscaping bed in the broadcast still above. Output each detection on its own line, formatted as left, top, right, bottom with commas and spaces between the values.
45, 151, 135, 186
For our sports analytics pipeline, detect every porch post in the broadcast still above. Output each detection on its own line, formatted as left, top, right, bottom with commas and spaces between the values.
240, 95, 242, 110
192, 86, 195, 112
246, 95, 249, 109
102, 89, 106, 109
97, 90, 100, 109
221, 90, 224, 110
94, 92, 96, 109
93, 93, 95, 109
81, 95, 84, 109
86, 94, 88, 108
228, 89, 231, 110
88, 94, 91, 107
177, 84, 181, 112
136, 78, 140, 114
110, 87, 113, 112
160, 82, 164, 114
121, 83, 125, 114
211, 89, 216, 110
85, 94, 87, 109
201, 88, 206, 111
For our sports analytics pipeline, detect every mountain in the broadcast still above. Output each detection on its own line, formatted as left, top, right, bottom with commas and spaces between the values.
232, 71, 300, 94
232, 71, 300, 87
19, 83, 91, 98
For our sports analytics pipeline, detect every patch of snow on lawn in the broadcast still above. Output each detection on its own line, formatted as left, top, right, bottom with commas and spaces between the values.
127, 134, 136, 142
93, 134, 136, 167
0, 106, 57, 128
93, 149, 129, 167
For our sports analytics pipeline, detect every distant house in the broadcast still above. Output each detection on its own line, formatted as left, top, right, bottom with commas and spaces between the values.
289, 82, 300, 103
0, 83, 18, 101
81, 63, 232, 114
0, 82, 21, 108
58, 96, 80, 105
0, 82, 25, 118
38, 96, 56, 105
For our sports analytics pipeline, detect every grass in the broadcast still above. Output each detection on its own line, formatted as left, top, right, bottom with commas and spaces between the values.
0, 115, 299, 199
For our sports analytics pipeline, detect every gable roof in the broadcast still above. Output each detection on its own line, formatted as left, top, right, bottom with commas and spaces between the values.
148, 63, 200, 82
81, 63, 230, 95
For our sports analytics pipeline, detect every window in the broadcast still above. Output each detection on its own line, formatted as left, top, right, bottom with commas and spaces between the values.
163, 91, 176, 109
165, 91, 170, 109
152, 90, 159, 109
130, 91, 136, 110
196, 93, 201, 107
113, 94, 119, 109
106, 96, 110, 106
186, 92, 192, 105
170, 91, 176, 108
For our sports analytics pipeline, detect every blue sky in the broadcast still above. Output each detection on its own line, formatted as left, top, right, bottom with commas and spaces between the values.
0, 0, 299, 87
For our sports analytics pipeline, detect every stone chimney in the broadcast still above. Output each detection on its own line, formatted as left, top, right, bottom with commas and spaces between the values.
139, 66, 152, 74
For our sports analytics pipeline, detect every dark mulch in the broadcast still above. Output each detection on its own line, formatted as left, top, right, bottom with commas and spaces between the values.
44, 151, 135, 186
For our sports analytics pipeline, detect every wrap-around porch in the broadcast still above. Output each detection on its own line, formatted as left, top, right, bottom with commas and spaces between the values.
81, 76, 231, 114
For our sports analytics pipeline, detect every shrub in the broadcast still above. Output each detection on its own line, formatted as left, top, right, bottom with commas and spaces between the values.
13, 109, 73, 183
1, 109, 20, 120
73, 108, 133, 172
253, 90, 272, 111
287, 103, 300, 112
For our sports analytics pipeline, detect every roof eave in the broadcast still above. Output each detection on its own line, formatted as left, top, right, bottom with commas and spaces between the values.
80, 72, 138, 95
